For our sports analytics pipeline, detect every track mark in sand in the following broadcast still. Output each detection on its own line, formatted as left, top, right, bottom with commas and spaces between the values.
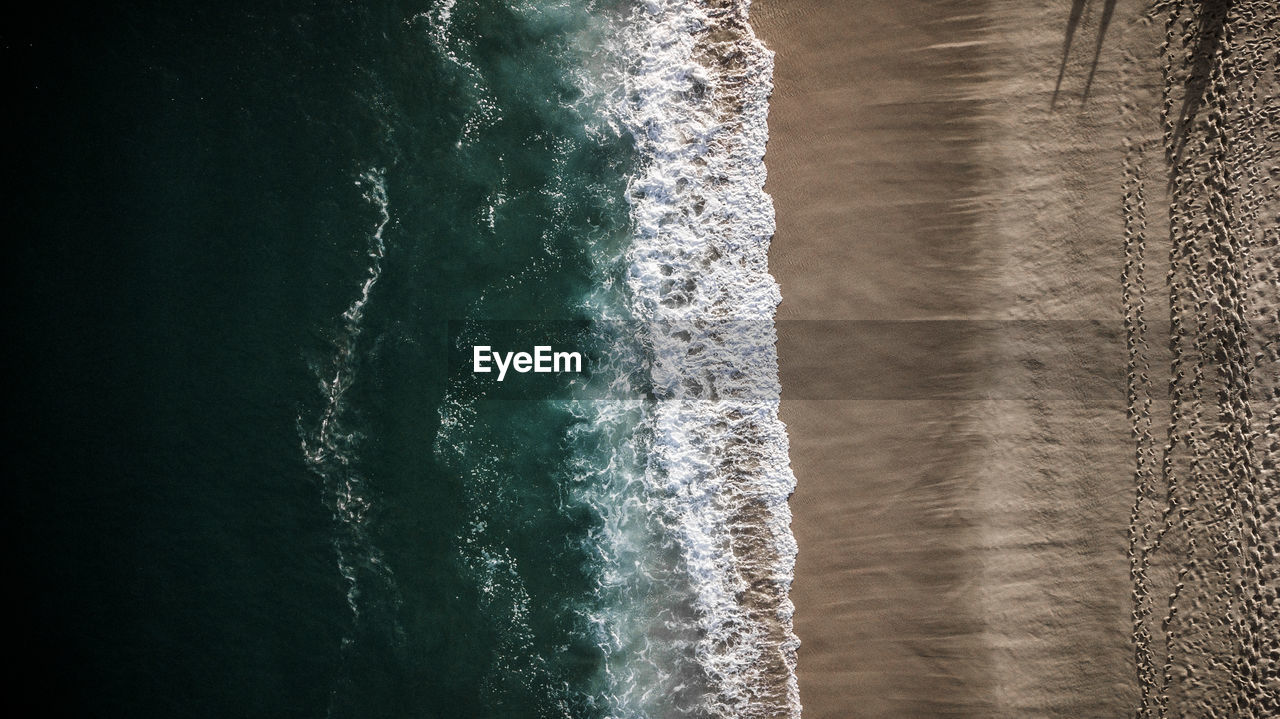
1121, 2, 1278, 717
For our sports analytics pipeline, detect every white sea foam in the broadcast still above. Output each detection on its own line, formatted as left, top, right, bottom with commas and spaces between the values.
599, 1, 801, 716
299, 168, 404, 662
409, 1, 498, 146
426, 2, 799, 714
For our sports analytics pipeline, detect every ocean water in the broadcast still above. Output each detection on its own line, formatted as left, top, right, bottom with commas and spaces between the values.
10, 1, 795, 717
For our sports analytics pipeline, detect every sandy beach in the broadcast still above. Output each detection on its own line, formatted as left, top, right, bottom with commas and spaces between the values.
752, 1, 1160, 715
755, 0, 1280, 714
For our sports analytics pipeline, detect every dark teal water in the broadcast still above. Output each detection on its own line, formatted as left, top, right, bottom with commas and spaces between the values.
10, 2, 635, 716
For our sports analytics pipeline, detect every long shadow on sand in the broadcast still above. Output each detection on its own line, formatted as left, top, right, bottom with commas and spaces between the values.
1051, 0, 1117, 109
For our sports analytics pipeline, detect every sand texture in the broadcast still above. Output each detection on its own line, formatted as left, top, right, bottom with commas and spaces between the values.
751, 1, 1278, 716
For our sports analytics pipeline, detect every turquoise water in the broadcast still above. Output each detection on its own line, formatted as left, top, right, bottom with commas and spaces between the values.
11, 1, 797, 717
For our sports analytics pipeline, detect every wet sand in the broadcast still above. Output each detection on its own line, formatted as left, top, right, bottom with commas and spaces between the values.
752, 1, 1158, 715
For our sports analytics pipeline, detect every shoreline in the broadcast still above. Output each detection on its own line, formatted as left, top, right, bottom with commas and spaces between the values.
613, 3, 800, 715
752, 2, 1150, 715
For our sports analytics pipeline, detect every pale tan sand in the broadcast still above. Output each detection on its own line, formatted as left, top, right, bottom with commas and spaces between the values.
750, 1, 1165, 715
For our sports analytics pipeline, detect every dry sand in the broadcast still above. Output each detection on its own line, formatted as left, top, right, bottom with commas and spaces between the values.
751, 1, 1172, 716
752, 0, 1280, 713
